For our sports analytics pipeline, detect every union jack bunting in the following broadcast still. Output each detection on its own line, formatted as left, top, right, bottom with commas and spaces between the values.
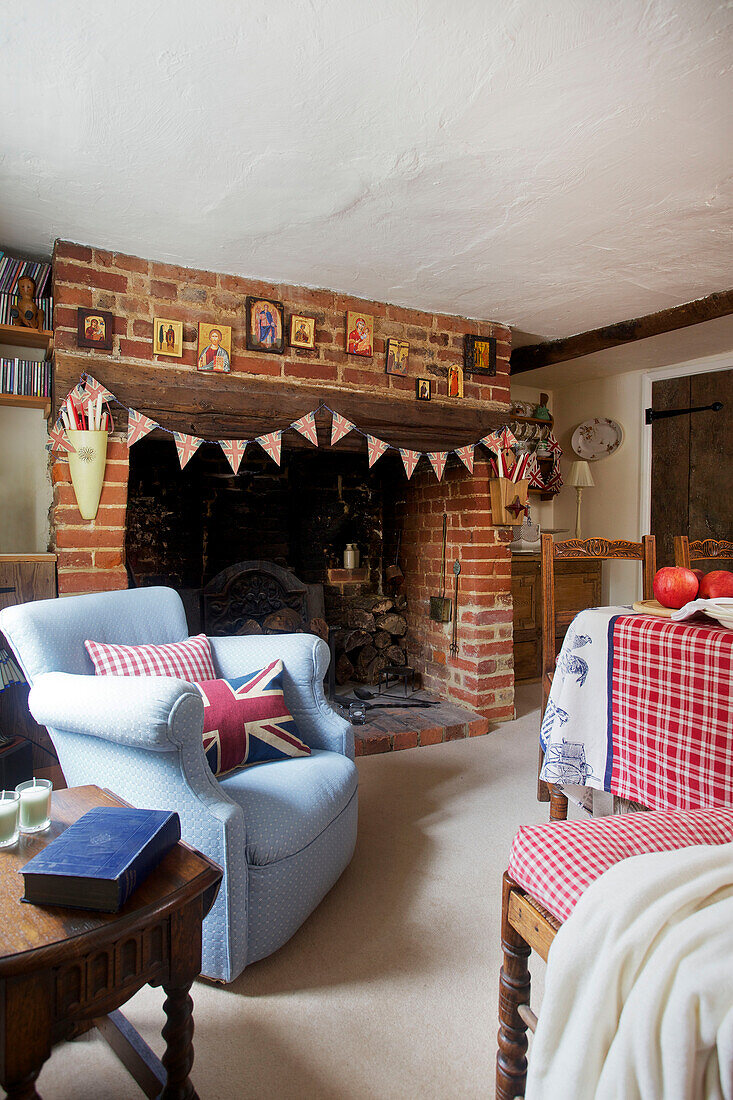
526, 453, 544, 489
195, 659, 311, 776
480, 430, 503, 452
331, 412, 355, 446
173, 432, 204, 469
367, 435, 389, 468
291, 411, 319, 447
219, 439, 247, 474
400, 449, 421, 479
547, 432, 562, 455
127, 409, 159, 448
428, 452, 448, 480
497, 426, 518, 450
48, 419, 75, 453
83, 375, 114, 403
256, 431, 283, 465
455, 444, 475, 474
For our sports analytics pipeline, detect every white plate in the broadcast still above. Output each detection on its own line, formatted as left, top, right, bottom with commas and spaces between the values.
571, 418, 624, 460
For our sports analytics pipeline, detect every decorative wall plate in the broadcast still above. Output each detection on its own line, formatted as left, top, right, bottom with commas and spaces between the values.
571, 417, 624, 460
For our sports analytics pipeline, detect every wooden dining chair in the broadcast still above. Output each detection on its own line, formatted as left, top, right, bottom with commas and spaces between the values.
538, 534, 657, 820
496, 805, 733, 1100
673, 536, 733, 568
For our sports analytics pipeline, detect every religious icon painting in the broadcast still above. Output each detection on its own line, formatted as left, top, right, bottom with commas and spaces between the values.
447, 364, 464, 398
246, 297, 285, 353
197, 322, 232, 373
385, 338, 409, 376
346, 311, 374, 357
464, 334, 497, 376
77, 308, 114, 351
289, 314, 316, 350
416, 378, 431, 401
153, 318, 183, 358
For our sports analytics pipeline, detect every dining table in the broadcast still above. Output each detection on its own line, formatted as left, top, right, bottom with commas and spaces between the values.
539, 605, 733, 812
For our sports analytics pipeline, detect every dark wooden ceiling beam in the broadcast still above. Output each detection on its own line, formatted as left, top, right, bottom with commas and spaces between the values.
511, 288, 733, 375
54, 353, 508, 453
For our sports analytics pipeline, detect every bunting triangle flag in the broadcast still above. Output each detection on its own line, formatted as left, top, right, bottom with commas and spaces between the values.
547, 432, 562, 455
428, 452, 448, 480
291, 411, 319, 447
480, 430, 503, 452
173, 432, 204, 469
367, 435, 389, 468
219, 439, 247, 474
455, 444, 475, 474
67, 382, 88, 413
48, 419, 75, 453
127, 409, 159, 448
400, 449, 421, 479
331, 412, 356, 446
497, 426, 518, 450
256, 431, 283, 465
83, 375, 114, 403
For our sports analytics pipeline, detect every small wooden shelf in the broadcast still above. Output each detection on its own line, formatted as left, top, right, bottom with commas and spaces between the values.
0, 393, 51, 415
0, 324, 53, 358
510, 414, 554, 427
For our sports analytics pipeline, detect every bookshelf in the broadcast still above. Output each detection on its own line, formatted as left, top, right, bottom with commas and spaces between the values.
0, 324, 53, 359
0, 394, 50, 415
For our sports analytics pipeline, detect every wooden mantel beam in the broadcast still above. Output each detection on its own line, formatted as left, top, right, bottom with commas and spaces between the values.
510, 288, 733, 375
54, 353, 508, 454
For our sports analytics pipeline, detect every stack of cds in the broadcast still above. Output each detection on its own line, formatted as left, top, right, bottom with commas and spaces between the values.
0, 253, 52, 296
0, 648, 24, 690
0, 292, 52, 329
1, 357, 51, 397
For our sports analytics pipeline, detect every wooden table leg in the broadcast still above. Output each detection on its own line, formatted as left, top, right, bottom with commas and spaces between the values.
160, 983, 197, 1100
496, 874, 531, 1100
4, 1070, 42, 1099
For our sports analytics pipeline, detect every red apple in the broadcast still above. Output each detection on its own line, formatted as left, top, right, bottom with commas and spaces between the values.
699, 570, 733, 599
653, 566, 699, 609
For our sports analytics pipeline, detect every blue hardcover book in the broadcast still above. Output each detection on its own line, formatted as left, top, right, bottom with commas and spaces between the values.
20, 807, 181, 912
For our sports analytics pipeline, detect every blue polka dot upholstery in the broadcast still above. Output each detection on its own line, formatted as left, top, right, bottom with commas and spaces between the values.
0, 587, 357, 983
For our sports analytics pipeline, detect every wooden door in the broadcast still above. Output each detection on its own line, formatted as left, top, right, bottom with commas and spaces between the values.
650, 369, 732, 567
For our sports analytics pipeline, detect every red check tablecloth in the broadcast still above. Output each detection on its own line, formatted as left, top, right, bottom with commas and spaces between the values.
540, 608, 733, 811
610, 614, 733, 810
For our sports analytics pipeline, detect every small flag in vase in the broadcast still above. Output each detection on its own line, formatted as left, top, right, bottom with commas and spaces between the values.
219, 439, 247, 474
455, 444, 475, 474
291, 411, 319, 447
83, 375, 114, 403
48, 419, 75, 453
256, 431, 283, 465
367, 435, 389, 468
331, 412, 355, 446
127, 409, 158, 448
173, 432, 204, 469
428, 452, 448, 480
400, 449, 421, 479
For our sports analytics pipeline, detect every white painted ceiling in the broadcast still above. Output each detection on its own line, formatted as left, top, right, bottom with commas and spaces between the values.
2, 0, 732, 339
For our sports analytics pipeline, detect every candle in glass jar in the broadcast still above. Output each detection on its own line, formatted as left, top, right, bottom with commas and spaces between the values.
16, 779, 52, 833
0, 791, 19, 848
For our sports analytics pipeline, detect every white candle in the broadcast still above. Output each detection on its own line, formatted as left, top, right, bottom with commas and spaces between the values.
0, 792, 19, 847
16, 779, 52, 833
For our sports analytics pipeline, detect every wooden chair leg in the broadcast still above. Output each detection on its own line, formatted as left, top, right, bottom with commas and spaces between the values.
537, 743, 550, 802
496, 873, 531, 1100
549, 786, 568, 821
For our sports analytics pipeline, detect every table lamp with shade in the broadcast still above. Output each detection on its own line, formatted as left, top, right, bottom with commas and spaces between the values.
568, 460, 595, 539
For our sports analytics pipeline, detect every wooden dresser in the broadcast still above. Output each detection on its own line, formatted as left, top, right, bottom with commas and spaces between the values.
512, 554, 602, 682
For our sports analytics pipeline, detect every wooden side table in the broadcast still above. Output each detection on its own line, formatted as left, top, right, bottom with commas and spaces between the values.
0, 785, 221, 1099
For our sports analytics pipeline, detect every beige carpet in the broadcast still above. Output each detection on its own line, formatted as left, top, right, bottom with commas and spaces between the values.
38, 684, 550, 1100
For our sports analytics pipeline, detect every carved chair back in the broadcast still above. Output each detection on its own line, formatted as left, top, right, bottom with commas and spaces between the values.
673, 536, 733, 569
538, 534, 657, 815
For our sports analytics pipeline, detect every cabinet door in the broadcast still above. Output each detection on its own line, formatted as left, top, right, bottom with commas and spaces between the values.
511, 561, 541, 681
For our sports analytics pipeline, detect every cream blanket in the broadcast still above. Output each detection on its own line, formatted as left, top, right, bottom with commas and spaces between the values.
525, 842, 733, 1099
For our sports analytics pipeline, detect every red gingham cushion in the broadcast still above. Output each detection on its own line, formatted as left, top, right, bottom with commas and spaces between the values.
508, 807, 733, 923
85, 634, 216, 681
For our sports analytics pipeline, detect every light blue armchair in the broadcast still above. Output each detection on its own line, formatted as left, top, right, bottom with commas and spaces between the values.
0, 586, 357, 983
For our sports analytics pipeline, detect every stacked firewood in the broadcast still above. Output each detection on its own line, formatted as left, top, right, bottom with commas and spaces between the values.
332, 593, 408, 685
234, 608, 329, 641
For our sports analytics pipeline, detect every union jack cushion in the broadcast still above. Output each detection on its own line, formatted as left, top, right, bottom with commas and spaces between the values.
509, 806, 733, 923
85, 633, 216, 681
195, 659, 311, 776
